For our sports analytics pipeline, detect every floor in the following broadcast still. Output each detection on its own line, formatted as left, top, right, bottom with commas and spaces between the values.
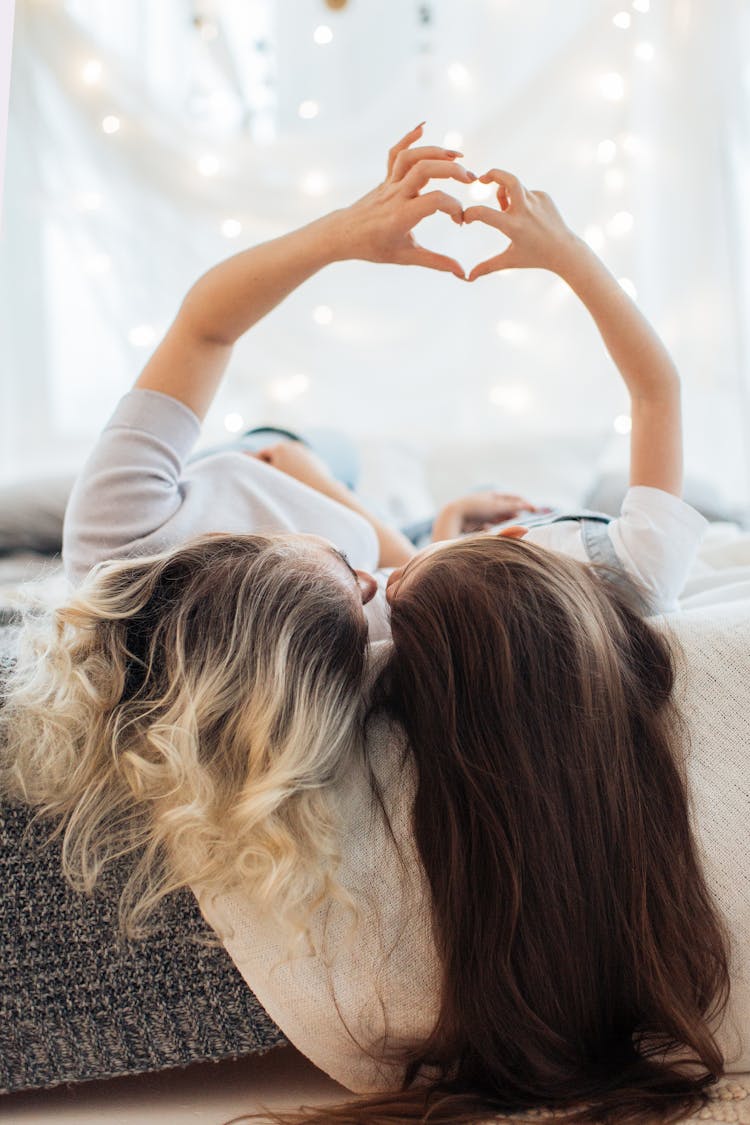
2, 1046, 346, 1124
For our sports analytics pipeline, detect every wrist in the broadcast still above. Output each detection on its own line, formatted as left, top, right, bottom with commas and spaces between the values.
312, 208, 352, 264
550, 232, 594, 279
432, 502, 463, 542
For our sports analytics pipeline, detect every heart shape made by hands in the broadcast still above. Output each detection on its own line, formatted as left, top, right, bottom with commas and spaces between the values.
416, 197, 507, 279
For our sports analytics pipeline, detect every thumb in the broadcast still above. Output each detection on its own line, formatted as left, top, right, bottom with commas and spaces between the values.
463, 204, 511, 233
400, 243, 466, 279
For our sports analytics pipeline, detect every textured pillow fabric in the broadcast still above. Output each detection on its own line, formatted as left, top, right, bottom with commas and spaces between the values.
0, 476, 74, 555
0, 624, 286, 1094
0, 797, 287, 1094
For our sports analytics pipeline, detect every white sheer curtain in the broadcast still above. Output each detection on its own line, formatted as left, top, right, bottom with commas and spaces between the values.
0, 0, 748, 510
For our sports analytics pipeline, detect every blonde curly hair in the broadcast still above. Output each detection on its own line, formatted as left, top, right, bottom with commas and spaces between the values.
0, 533, 369, 936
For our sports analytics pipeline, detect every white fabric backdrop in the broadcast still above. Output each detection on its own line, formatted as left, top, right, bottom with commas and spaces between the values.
0, 0, 749, 511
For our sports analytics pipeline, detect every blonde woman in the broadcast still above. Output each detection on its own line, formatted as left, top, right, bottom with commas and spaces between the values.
1, 126, 472, 933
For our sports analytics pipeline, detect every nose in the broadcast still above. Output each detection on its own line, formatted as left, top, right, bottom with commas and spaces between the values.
385, 566, 404, 604
355, 570, 378, 605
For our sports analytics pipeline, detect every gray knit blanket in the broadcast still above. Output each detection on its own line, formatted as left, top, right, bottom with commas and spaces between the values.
0, 628, 286, 1095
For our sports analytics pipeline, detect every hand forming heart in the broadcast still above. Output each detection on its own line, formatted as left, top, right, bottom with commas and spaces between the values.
333, 123, 581, 283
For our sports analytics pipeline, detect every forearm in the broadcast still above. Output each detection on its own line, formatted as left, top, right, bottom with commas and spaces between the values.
431, 502, 462, 541
556, 239, 683, 495
314, 479, 416, 568
136, 211, 344, 420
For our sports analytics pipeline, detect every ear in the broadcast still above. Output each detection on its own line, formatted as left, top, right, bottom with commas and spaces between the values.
496, 526, 528, 539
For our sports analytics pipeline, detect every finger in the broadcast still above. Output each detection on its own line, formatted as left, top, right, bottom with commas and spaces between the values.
409, 190, 464, 226
463, 204, 513, 234
387, 122, 426, 177
468, 247, 518, 281
399, 242, 466, 279
478, 168, 524, 193
402, 160, 476, 193
391, 145, 463, 182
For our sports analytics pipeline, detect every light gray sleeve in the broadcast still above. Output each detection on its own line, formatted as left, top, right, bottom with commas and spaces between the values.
62, 389, 201, 583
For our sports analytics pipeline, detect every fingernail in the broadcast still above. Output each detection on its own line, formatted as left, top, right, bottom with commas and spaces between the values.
446, 150, 464, 158
415, 120, 426, 128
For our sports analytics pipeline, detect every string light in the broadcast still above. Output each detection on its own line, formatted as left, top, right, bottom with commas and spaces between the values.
269, 374, 310, 403
607, 210, 634, 237
313, 25, 334, 45
447, 62, 472, 89
635, 41, 655, 60
300, 171, 328, 196
224, 412, 244, 433
442, 130, 463, 149
618, 278, 638, 299
101, 115, 121, 134
197, 153, 220, 176
128, 324, 158, 348
495, 320, 528, 344
632, 0, 650, 11
81, 59, 102, 85
583, 224, 605, 252
613, 414, 632, 434
596, 139, 617, 164
221, 219, 242, 238
613, 11, 632, 29
599, 72, 625, 100
298, 99, 320, 119
313, 305, 333, 325
489, 384, 532, 413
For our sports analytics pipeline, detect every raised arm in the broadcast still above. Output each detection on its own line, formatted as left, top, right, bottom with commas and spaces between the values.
136, 123, 472, 421
464, 172, 683, 497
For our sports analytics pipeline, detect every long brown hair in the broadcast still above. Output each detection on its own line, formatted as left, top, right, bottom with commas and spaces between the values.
245, 535, 730, 1124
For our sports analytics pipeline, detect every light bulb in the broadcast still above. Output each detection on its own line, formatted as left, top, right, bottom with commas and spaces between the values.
224, 412, 244, 433
613, 414, 632, 434
81, 59, 102, 85
632, 0, 650, 12
447, 62, 472, 89
313, 25, 334, 45
221, 219, 242, 238
635, 41, 655, 60
298, 100, 320, 119
597, 139, 617, 164
599, 72, 625, 100
313, 305, 333, 325
613, 11, 632, 28
300, 171, 328, 196
101, 115, 121, 134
